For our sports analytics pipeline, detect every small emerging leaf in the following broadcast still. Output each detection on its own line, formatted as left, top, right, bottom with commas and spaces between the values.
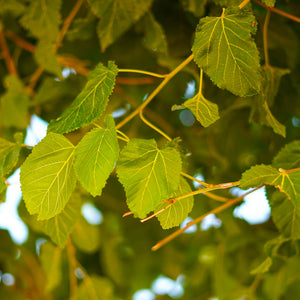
74, 115, 119, 197
250, 257, 272, 275
117, 139, 182, 218
48, 61, 118, 134
192, 7, 261, 96
173, 92, 219, 127
155, 177, 194, 229
20, 133, 77, 220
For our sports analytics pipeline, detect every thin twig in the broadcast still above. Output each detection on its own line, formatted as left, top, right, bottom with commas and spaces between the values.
116, 54, 194, 129
0, 31, 18, 75
5, 30, 35, 52
239, 0, 251, 9
67, 239, 77, 300
252, 0, 300, 23
152, 185, 263, 250
263, 9, 271, 66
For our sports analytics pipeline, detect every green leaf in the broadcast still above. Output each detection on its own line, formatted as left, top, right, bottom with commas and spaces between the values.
0, 75, 29, 129
74, 115, 119, 197
173, 91, 219, 127
272, 140, 300, 170
89, 0, 153, 51
180, 0, 207, 17
192, 7, 261, 96
20, 0, 61, 41
40, 195, 81, 247
250, 257, 272, 275
155, 177, 194, 229
261, 0, 276, 6
268, 189, 300, 239
39, 242, 62, 292
117, 139, 182, 218
142, 12, 167, 54
20, 133, 77, 220
0, 134, 22, 176
48, 61, 118, 134
212, 0, 243, 6
34, 40, 61, 76
77, 275, 114, 300
0, 0, 25, 16
0, 178, 6, 203
250, 66, 289, 137
71, 216, 101, 253
240, 164, 300, 212
264, 235, 299, 258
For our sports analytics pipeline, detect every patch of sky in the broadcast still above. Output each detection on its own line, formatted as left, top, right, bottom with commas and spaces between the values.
180, 216, 197, 233
200, 214, 222, 231
81, 203, 103, 225
231, 186, 270, 225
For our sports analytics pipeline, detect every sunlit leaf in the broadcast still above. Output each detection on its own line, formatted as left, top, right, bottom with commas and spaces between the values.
0, 76, 29, 129
272, 140, 300, 170
77, 275, 114, 300
20, 133, 77, 220
117, 139, 182, 218
20, 0, 61, 41
173, 91, 219, 127
39, 242, 62, 292
48, 61, 118, 134
251, 257, 273, 275
250, 66, 289, 137
155, 177, 194, 229
74, 115, 119, 197
40, 195, 81, 247
192, 7, 261, 96
89, 0, 153, 51
240, 164, 300, 212
71, 216, 101, 253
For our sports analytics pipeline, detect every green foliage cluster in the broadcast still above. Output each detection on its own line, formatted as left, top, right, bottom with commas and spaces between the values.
0, 0, 299, 299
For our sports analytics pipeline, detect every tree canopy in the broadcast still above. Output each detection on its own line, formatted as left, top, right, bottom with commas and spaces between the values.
0, 0, 300, 299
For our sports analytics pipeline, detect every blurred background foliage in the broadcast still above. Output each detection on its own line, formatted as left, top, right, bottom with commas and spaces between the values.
0, 0, 300, 299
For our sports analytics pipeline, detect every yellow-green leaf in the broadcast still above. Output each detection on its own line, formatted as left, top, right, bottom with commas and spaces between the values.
192, 7, 261, 96
40, 195, 81, 247
48, 61, 118, 134
117, 139, 182, 218
20, 133, 77, 220
173, 92, 219, 127
240, 164, 300, 212
155, 177, 194, 229
74, 115, 119, 197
